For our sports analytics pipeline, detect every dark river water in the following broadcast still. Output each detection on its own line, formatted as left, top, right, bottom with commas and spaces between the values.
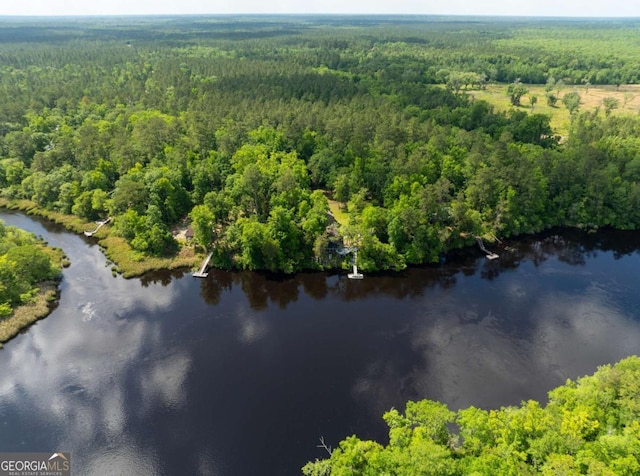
1, 211, 640, 475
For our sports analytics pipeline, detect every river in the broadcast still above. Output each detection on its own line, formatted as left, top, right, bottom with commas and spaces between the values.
1, 210, 640, 475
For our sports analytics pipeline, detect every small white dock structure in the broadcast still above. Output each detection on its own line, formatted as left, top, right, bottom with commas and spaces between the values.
193, 252, 213, 278
84, 217, 111, 237
476, 237, 499, 260
347, 249, 363, 279
348, 263, 363, 279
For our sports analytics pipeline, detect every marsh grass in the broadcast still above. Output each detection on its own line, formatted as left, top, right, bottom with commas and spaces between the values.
0, 283, 58, 347
0, 236, 66, 347
39, 242, 69, 270
100, 235, 200, 278
0, 198, 101, 235
1, 198, 201, 278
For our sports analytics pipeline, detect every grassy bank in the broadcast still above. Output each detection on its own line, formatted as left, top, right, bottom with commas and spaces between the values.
0, 197, 102, 235
0, 198, 202, 278
0, 282, 59, 348
100, 235, 200, 278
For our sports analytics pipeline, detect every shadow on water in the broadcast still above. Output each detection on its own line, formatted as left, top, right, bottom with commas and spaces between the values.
196, 227, 640, 310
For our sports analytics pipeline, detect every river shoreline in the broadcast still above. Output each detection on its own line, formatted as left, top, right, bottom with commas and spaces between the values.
0, 215, 69, 347
0, 282, 60, 348
2, 208, 640, 475
0, 198, 494, 279
3, 198, 636, 282
0, 198, 201, 278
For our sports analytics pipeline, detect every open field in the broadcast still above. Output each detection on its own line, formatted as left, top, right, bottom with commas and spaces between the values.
327, 198, 349, 227
470, 84, 640, 137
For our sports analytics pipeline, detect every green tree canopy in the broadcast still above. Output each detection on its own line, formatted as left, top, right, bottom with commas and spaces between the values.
563, 91, 582, 115
303, 356, 640, 476
0, 221, 61, 317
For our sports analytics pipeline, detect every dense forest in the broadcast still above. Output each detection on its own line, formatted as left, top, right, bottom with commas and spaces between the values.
302, 356, 640, 475
1, 16, 640, 273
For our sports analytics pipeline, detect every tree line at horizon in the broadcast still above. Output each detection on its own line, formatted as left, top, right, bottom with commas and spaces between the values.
1, 17, 640, 272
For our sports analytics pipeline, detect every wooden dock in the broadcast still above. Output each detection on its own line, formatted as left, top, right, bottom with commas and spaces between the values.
84, 217, 111, 237
193, 252, 213, 278
476, 237, 499, 260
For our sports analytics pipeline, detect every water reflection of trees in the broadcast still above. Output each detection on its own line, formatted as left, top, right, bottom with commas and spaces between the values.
196, 229, 640, 309
238, 272, 300, 310
139, 268, 189, 287
199, 269, 233, 305
199, 267, 460, 308
200, 270, 300, 309
482, 228, 640, 280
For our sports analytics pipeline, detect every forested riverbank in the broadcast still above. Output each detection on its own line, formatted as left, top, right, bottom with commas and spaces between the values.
0, 219, 66, 346
303, 356, 640, 475
1, 16, 640, 274
3, 207, 640, 475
